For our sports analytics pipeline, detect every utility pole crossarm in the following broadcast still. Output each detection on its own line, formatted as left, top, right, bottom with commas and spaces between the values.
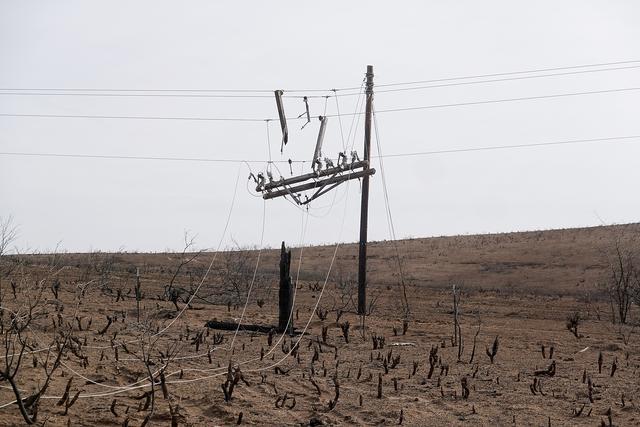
262, 166, 375, 200
259, 160, 370, 192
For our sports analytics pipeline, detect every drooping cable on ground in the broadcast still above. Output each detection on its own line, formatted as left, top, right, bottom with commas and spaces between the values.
0, 172, 338, 404
130, 164, 242, 341
0, 163, 250, 396
2, 62, 639, 405
67, 162, 241, 353
152, 175, 348, 383
24, 186, 262, 392
166, 193, 313, 377
110, 161, 314, 380
250, 204, 310, 365
8, 136, 346, 397
243, 176, 352, 375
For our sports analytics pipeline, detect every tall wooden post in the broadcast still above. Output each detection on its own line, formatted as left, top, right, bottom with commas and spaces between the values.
358, 65, 374, 315
279, 241, 293, 334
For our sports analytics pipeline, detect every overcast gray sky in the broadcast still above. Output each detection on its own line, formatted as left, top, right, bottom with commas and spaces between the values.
1, 1, 639, 253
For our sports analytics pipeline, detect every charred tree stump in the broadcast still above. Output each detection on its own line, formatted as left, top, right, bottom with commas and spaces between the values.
279, 242, 293, 335
206, 242, 297, 336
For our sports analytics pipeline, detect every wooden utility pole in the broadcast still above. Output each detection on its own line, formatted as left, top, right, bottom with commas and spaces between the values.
358, 65, 374, 315
254, 66, 376, 315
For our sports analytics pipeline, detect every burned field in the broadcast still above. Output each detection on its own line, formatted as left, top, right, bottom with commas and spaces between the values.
1, 224, 639, 426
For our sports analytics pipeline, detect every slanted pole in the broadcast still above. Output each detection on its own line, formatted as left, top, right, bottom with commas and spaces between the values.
279, 241, 293, 334
358, 65, 374, 315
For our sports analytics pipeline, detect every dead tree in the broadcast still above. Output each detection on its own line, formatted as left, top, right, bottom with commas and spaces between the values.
56, 378, 81, 416
452, 285, 463, 361
427, 346, 438, 379
0, 215, 18, 332
125, 311, 180, 424
0, 216, 17, 259
469, 313, 481, 364
135, 268, 142, 322
371, 333, 385, 350
486, 336, 499, 364
0, 275, 73, 424
340, 321, 350, 344
601, 235, 638, 324
164, 231, 204, 307
534, 361, 556, 377
461, 377, 470, 399
222, 362, 248, 402
566, 312, 581, 338
220, 246, 264, 308
598, 351, 603, 374
327, 373, 340, 410
610, 358, 617, 377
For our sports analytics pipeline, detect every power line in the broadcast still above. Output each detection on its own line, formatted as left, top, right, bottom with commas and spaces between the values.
1, 135, 638, 164
3, 58, 639, 95
0, 86, 359, 94
1, 86, 638, 123
377, 135, 640, 158
0, 152, 303, 163
0, 112, 270, 122
372, 86, 640, 115
374, 65, 640, 94
372, 104, 409, 315
374, 59, 640, 88
0, 92, 330, 99
0, 92, 274, 98
3, 64, 638, 99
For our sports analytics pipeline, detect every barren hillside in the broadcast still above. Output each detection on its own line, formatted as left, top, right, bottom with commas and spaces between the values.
1, 223, 639, 426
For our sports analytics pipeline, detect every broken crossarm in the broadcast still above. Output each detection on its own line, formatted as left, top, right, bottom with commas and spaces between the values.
263, 168, 375, 200
312, 116, 328, 172
274, 90, 288, 151
258, 160, 368, 192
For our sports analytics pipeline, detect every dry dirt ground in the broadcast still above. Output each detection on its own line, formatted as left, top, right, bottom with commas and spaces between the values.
0, 223, 639, 426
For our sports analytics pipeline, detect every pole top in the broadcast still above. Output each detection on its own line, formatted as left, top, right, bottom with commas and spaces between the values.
366, 65, 374, 93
